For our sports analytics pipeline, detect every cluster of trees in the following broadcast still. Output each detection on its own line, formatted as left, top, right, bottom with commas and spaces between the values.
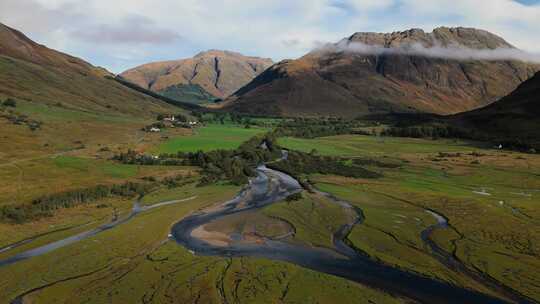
1, 182, 144, 224
190, 111, 278, 128
1, 175, 192, 224
268, 150, 381, 184
190, 112, 240, 125
380, 125, 474, 140
143, 113, 197, 132
274, 117, 371, 139
115, 135, 282, 186
114, 132, 386, 189
381, 124, 538, 153
156, 113, 189, 122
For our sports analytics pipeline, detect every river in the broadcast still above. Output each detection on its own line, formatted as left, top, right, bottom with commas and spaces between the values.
171, 165, 531, 304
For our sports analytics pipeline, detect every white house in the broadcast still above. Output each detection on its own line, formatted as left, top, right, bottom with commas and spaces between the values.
150, 127, 161, 132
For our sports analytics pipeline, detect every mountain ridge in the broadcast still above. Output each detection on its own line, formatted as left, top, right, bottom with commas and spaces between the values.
222, 27, 539, 117
0, 22, 178, 116
120, 50, 273, 102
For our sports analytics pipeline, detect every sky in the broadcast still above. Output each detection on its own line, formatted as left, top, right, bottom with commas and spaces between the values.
1, 0, 539, 73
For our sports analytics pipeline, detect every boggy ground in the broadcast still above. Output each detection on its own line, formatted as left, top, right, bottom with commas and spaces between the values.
0, 182, 403, 304
280, 134, 540, 302
0, 130, 538, 303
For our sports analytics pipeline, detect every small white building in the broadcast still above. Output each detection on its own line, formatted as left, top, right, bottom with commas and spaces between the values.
150, 127, 161, 132
188, 121, 198, 126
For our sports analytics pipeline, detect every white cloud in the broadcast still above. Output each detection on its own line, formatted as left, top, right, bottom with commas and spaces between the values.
0, 0, 539, 73
345, 0, 395, 10
320, 40, 540, 63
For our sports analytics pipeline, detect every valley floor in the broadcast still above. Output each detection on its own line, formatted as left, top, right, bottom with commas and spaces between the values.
0, 126, 539, 303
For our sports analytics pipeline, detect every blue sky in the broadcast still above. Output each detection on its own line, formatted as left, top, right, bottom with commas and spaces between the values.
1, 0, 539, 73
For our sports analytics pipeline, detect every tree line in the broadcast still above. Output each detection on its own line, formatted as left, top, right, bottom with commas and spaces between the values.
1, 175, 191, 224
380, 124, 538, 153
267, 150, 381, 189
273, 117, 372, 139
114, 134, 283, 186
114, 132, 382, 189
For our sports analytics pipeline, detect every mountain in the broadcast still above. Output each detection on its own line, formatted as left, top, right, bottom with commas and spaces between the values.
119, 50, 273, 104
222, 27, 539, 117
0, 22, 177, 116
0, 23, 182, 161
452, 71, 540, 149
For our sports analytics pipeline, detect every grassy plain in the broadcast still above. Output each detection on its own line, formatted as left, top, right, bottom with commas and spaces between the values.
280, 134, 540, 301
2, 120, 539, 303
155, 123, 266, 153
0, 184, 402, 304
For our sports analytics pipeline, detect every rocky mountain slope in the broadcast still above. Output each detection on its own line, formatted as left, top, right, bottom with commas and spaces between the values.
120, 50, 273, 103
223, 27, 539, 117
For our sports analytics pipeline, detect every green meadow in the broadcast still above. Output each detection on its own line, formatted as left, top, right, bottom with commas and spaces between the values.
279, 134, 540, 300
1, 123, 539, 303
155, 123, 267, 153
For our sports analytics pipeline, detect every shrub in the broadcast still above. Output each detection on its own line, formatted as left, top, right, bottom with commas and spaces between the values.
3, 98, 16, 107
286, 192, 303, 202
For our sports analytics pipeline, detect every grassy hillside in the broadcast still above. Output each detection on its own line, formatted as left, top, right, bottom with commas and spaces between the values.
452, 71, 540, 149
0, 23, 193, 162
157, 83, 218, 104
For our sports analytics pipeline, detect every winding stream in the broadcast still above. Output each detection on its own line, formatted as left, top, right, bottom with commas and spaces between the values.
1, 164, 534, 303
171, 165, 527, 304
0, 197, 196, 268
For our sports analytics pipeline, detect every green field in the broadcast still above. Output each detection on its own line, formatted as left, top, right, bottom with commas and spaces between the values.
279, 134, 540, 300
2, 124, 540, 303
279, 135, 487, 157
0, 183, 401, 304
155, 123, 267, 153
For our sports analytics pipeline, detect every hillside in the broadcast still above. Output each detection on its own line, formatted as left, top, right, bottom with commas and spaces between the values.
452, 71, 540, 148
223, 27, 539, 117
119, 50, 273, 103
0, 23, 182, 161
0, 23, 179, 116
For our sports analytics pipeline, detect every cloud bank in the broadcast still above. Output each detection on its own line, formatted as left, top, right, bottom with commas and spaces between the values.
319, 40, 540, 63
1, 0, 539, 72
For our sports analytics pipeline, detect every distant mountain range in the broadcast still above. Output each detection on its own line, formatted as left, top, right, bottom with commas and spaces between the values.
221, 27, 539, 117
0, 22, 175, 117
119, 50, 273, 104
1, 22, 539, 149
